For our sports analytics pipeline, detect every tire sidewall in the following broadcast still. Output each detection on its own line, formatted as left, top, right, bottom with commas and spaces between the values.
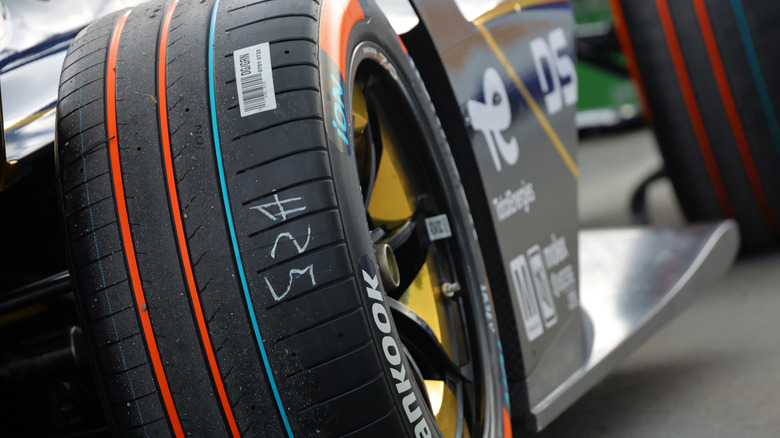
318, 5, 510, 437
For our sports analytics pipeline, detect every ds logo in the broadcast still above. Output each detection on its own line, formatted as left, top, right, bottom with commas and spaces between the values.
530, 27, 577, 116
467, 67, 519, 173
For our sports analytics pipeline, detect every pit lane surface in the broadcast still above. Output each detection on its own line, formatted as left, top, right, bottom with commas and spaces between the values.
538, 128, 780, 437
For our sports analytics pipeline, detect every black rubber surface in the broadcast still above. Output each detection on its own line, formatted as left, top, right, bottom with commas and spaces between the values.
618, 0, 780, 250
57, 0, 447, 436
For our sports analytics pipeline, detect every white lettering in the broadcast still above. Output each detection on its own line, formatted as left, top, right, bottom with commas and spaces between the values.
382, 336, 401, 366
466, 67, 519, 172
542, 233, 569, 269
491, 181, 536, 222
362, 268, 429, 434
402, 392, 422, 423
531, 27, 577, 115
372, 303, 392, 334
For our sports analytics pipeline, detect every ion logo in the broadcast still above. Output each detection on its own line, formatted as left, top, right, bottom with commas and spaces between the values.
330, 74, 350, 154
467, 67, 519, 172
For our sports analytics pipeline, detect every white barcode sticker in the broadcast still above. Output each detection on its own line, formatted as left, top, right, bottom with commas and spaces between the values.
425, 214, 452, 241
233, 42, 277, 117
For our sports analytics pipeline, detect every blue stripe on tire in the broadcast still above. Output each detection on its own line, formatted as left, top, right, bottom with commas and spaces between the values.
207, 1, 295, 436
730, 0, 780, 160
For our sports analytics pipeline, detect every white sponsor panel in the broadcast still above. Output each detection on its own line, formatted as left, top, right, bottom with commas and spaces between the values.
233, 42, 277, 117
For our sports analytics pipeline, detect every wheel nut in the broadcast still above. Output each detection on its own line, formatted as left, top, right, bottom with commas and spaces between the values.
375, 243, 400, 290
441, 282, 461, 298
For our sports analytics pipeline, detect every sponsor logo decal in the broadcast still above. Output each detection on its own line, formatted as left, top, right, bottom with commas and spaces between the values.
467, 67, 519, 172
492, 181, 536, 221
360, 256, 432, 438
530, 27, 578, 116
329, 74, 351, 154
509, 234, 577, 342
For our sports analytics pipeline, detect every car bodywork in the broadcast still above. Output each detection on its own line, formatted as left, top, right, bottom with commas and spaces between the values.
381, 0, 737, 433
0, 0, 738, 435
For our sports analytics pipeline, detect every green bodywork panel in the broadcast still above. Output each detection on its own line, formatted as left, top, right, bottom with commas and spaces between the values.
572, 0, 638, 112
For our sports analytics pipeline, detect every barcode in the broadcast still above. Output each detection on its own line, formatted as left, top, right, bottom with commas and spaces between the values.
425, 214, 452, 241
233, 42, 277, 117
240, 73, 267, 113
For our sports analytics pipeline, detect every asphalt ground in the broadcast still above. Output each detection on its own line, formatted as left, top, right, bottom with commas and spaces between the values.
536, 128, 780, 438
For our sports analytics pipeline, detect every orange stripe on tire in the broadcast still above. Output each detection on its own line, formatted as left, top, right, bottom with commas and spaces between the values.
106, 10, 185, 437
608, 0, 652, 120
503, 407, 513, 438
319, 0, 364, 75
692, 0, 778, 237
156, 1, 242, 436
654, 0, 734, 218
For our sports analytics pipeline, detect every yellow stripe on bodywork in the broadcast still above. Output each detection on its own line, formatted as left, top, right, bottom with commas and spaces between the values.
473, 0, 565, 26
4, 107, 56, 132
474, 13, 579, 180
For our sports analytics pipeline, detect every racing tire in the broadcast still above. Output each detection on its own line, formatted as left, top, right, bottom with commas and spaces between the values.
55, 0, 507, 437
612, 0, 780, 250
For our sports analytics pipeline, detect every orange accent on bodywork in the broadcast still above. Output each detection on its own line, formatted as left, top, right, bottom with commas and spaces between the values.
107, 10, 185, 437
655, 0, 734, 218
693, 0, 778, 237
320, 0, 364, 75
503, 407, 513, 438
608, 0, 652, 120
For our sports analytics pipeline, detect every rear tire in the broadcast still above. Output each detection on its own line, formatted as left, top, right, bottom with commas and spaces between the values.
613, 0, 780, 250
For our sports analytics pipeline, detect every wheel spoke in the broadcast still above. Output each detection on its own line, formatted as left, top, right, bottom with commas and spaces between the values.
362, 89, 382, 208
388, 298, 472, 385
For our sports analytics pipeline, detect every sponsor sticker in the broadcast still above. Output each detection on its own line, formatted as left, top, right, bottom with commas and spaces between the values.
233, 42, 277, 117
425, 214, 452, 241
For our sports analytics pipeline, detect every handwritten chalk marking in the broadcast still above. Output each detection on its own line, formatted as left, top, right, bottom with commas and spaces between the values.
265, 265, 316, 301
271, 226, 312, 259
251, 195, 306, 222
